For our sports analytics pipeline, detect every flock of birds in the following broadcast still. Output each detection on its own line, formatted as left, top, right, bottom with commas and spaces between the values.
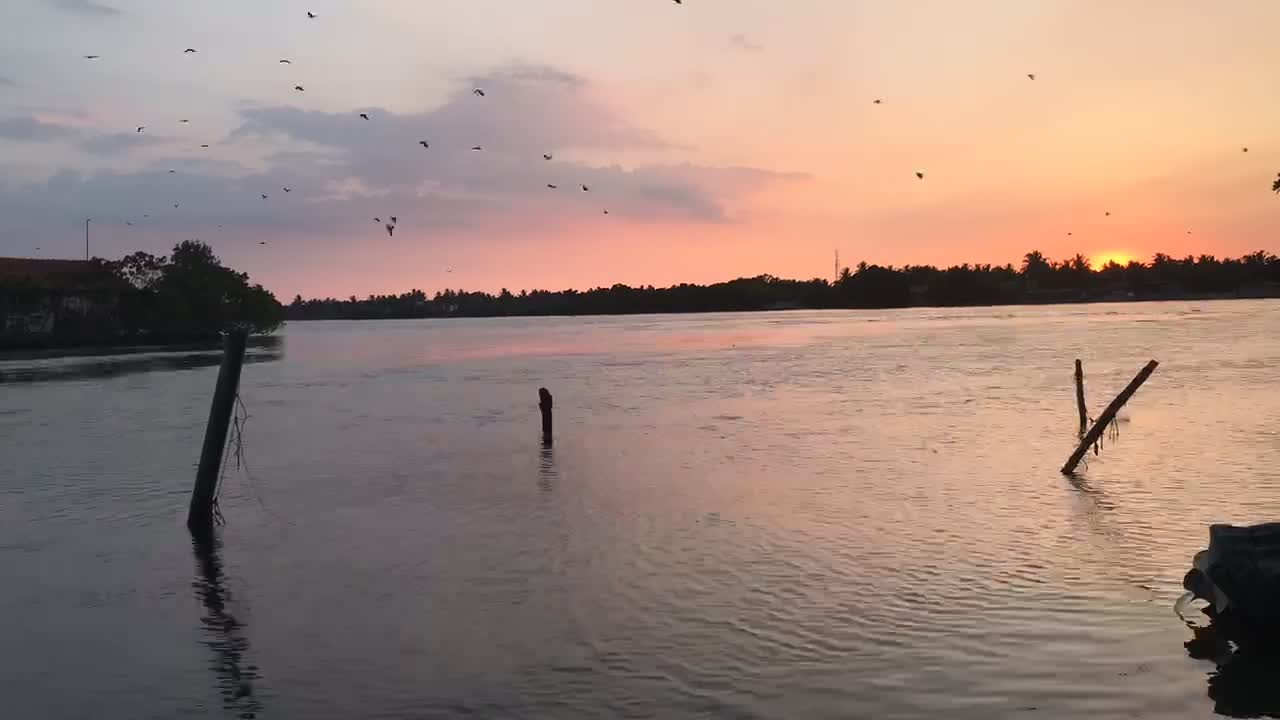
77, 9, 616, 246
67, 6, 1280, 257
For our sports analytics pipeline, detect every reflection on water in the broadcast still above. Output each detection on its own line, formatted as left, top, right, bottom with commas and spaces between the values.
192, 532, 263, 720
0, 337, 283, 384
538, 444, 556, 493
1186, 623, 1280, 718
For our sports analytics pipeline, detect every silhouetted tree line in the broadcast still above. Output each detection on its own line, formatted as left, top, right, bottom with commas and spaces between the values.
286, 250, 1280, 321
100, 240, 284, 336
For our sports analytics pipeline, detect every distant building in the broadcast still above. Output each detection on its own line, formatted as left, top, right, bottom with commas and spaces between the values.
0, 258, 123, 344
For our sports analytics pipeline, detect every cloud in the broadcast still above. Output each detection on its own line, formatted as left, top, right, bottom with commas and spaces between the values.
728, 34, 764, 53
79, 131, 165, 155
0, 115, 81, 142
50, 0, 120, 16
0, 65, 804, 280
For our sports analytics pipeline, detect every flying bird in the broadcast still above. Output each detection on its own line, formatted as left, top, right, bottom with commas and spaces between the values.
602, 209, 609, 214
136, 126, 145, 133
261, 193, 269, 200
390, 216, 397, 224
1242, 147, 1249, 153
307, 11, 317, 18
547, 184, 558, 189
359, 113, 369, 120
471, 145, 483, 151
1105, 211, 1111, 217
260, 241, 267, 245
473, 88, 485, 97
385, 223, 395, 237
1067, 232, 1073, 236
543, 153, 553, 160
1027, 73, 1036, 80
295, 85, 305, 92
126, 221, 134, 226
279, 59, 292, 64
173, 204, 180, 208
184, 48, 197, 54
168, 169, 176, 173
283, 187, 292, 192
915, 171, 925, 180
673, 0, 682, 4
374, 217, 381, 223
179, 119, 189, 124
200, 144, 209, 148
84, 55, 100, 59
143, 214, 150, 218
580, 184, 590, 192
873, 99, 883, 104
419, 140, 429, 148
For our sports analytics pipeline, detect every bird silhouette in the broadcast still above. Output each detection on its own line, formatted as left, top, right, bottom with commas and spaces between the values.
1067, 232, 1073, 236
184, 48, 197, 53
1187, 230, 1193, 235
473, 88, 485, 97
873, 99, 883, 104
1105, 211, 1111, 216
126, 221, 134, 226
168, 169, 176, 173
279, 59, 291, 64
385, 223, 395, 237
261, 194, 268, 200
1027, 73, 1036, 80
580, 184, 590, 192
143, 214, 150, 218
259, 241, 267, 245
136, 126, 145, 133
390, 216, 397, 224
419, 140, 429, 148
359, 113, 369, 120
603, 209, 609, 214
200, 144, 209, 148
543, 153, 553, 160
673, 0, 682, 4
84, 55, 100, 59
915, 171, 925, 180
471, 145, 483, 151
307, 11, 317, 18
283, 187, 292, 192
1242, 147, 1249, 153
547, 184, 558, 189
294, 85, 305, 92
179, 119, 189, 124
173, 203, 180, 208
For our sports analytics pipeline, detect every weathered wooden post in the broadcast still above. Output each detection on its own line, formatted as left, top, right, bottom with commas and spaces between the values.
188, 328, 249, 534
538, 387, 553, 446
1074, 359, 1088, 435
1061, 359, 1158, 475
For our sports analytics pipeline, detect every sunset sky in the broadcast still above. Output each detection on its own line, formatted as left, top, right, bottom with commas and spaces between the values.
1, 0, 1277, 298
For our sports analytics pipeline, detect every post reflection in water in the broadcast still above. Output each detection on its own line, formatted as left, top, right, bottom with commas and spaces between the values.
191, 532, 264, 719
538, 441, 557, 493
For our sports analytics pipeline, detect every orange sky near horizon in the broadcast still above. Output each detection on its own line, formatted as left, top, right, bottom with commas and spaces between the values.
1, 0, 1276, 297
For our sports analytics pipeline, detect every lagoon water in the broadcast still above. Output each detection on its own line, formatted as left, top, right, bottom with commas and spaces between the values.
3, 301, 1280, 719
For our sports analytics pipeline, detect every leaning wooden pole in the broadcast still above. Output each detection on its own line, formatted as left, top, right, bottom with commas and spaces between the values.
1074, 359, 1088, 435
1061, 359, 1158, 475
188, 329, 249, 535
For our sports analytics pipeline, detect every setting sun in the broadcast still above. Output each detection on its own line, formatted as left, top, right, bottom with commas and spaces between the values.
1091, 252, 1135, 269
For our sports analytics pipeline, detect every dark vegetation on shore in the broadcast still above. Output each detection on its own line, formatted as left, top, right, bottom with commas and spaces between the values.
0, 241, 282, 353
287, 250, 1280, 321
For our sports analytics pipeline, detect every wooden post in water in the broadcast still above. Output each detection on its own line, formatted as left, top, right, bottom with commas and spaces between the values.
1074, 359, 1088, 436
188, 329, 249, 534
1061, 359, 1158, 475
538, 387, 553, 446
